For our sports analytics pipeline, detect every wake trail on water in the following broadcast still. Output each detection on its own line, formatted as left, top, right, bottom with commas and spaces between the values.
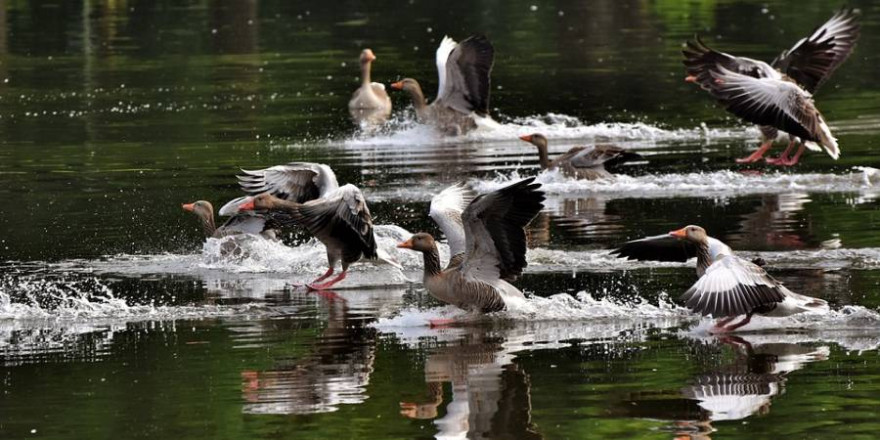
342, 112, 754, 148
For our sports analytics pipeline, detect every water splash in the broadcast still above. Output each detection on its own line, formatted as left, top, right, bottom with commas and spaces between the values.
342, 112, 754, 147
474, 167, 880, 199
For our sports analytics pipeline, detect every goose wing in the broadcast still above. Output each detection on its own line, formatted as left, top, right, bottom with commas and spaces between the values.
681, 255, 785, 318
429, 182, 477, 264
568, 145, 642, 169
696, 65, 836, 156
611, 234, 699, 262
772, 8, 860, 93
236, 162, 339, 203
459, 177, 544, 283
436, 35, 495, 116
683, 36, 778, 80
282, 185, 377, 259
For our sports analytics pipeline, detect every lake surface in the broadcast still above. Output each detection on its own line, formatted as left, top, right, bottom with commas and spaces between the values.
3, 0, 880, 438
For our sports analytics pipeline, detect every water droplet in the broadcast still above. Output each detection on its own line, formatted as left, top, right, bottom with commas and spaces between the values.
530, 5, 538, 11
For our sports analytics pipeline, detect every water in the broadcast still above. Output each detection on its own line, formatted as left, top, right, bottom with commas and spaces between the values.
3, 0, 880, 438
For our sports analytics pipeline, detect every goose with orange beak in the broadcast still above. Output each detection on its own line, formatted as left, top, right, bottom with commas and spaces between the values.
397, 178, 544, 315
613, 225, 828, 332
682, 8, 859, 166
390, 35, 495, 135
239, 185, 401, 291
518, 133, 641, 180
349, 48, 392, 126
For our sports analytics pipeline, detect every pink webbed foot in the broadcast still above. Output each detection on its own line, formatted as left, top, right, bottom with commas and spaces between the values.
306, 270, 348, 291
736, 141, 774, 164
428, 318, 456, 328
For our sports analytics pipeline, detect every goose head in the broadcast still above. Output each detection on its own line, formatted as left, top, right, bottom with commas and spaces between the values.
669, 225, 709, 244
397, 232, 437, 252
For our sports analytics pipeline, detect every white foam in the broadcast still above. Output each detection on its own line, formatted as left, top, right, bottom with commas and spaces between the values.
474, 167, 880, 199
341, 113, 754, 148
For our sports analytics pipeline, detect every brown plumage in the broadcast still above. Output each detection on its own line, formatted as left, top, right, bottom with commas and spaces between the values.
182, 200, 277, 240
240, 184, 392, 290
398, 178, 545, 313
612, 225, 828, 332
682, 8, 859, 166
391, 35, 494, 135
519, 133, 641, 180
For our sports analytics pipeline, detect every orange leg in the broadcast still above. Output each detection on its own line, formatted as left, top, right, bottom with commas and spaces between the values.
736, 140, 774, 163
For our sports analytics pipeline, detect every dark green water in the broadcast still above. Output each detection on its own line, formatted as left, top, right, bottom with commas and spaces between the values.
3, 0, 880, 439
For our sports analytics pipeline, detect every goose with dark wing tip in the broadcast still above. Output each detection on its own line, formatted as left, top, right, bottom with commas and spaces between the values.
683, 8, 859, 166
519, 133, 642, 180
611, 225, 828, 332
239, 185, 400, 291
397, 178, 545, 318
182, 200, 279, 241
349, 48, 392, 127
391, 35, 495, 136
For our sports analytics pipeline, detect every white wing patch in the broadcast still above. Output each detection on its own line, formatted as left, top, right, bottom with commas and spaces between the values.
435, 36, 457, 99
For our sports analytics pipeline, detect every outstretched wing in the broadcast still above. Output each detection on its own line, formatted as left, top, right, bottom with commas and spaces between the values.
236, 162, 338, 203
429, 182, 477, 261
683, 36, 779, 80
611, 234, 699, 263
772, 8, 860, 93
436, 35, 495, 115
460, 177, 545, 283
681, 255, 785, 317
284, 184, 377, 260
696, 65, 835, 155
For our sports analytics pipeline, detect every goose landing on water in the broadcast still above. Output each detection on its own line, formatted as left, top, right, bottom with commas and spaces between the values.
519, 133, 642, 180
240, 185, 401, 291
391, 35, 495, 136
683, 8, 859, 166
612, 225, 828, 332
397, 178, 545, 321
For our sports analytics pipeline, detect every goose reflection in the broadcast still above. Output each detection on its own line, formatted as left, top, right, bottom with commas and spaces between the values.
730, 193, 811, 250
239, 290, 378, 415
618, 335, 828, 439
399, 334, 542, 439
682, 336, 828, 424
529, 195, 622, 247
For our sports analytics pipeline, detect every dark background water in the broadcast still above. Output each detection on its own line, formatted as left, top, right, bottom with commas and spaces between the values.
3, 1, 880, 439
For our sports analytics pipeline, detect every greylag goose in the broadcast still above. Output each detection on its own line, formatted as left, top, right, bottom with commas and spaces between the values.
239, 184, 399, 290
612, 225, 828, 332
519, 133, 642, 180
390, 35, 494, 135
397, 178, 545, 313
683, 8, 859, 166
348, 48, 392, 127
182, 200, 278, 240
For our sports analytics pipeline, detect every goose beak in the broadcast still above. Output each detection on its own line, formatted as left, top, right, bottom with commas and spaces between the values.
669, 227, 688, 238
397, 238, 414, 249
182, 203, 195, 212
239, 200, 256, 211
364, 49, 376, 61
684, 75, 697, 83
519, 135, 533, 142
390, 81, 403, 90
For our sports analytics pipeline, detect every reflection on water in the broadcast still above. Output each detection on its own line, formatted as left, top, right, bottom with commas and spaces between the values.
399, 333, 541, 440
617, 335, 831, 439
239, 291, 377, 415
3, 0, 880, 438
